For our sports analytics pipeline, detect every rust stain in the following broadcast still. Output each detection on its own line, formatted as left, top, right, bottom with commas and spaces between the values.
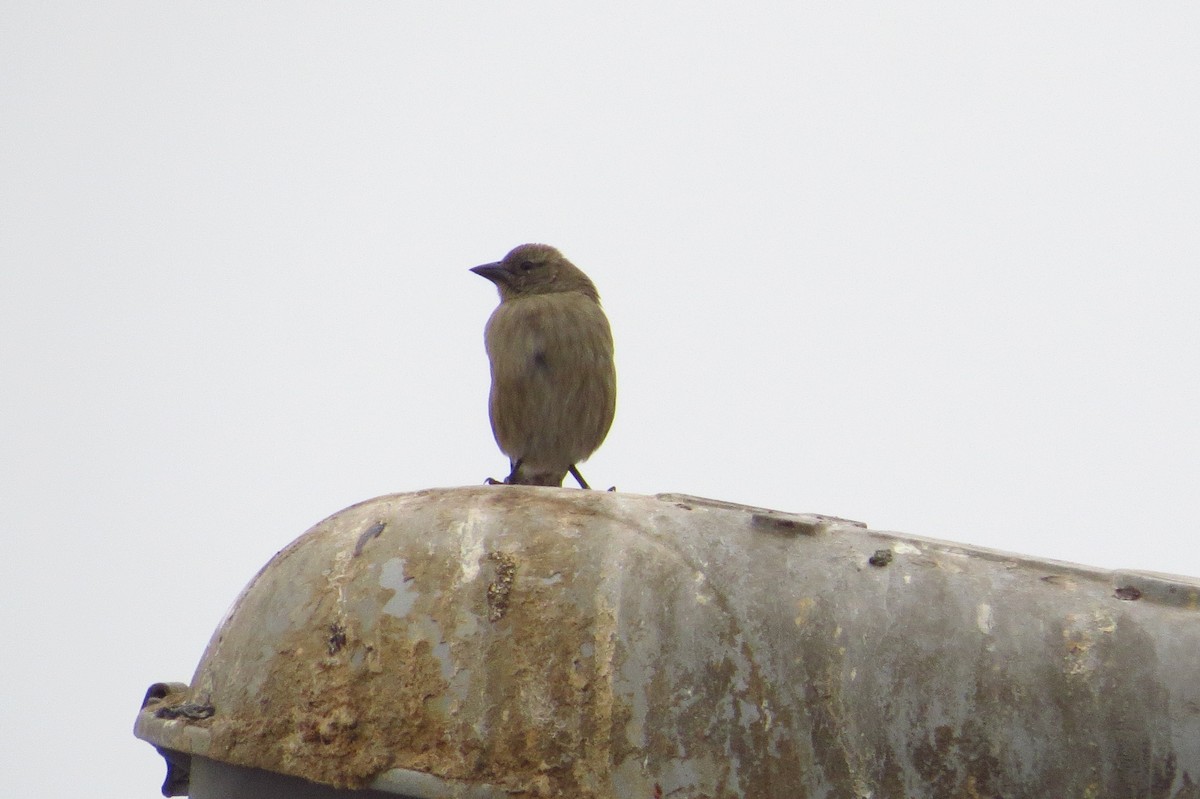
136, 488, 1198, 798
197, 504, 632, 796
486, 551, 517, 622
207, 613, 452, 789
1114, 585, 1142, 601
869, 549, 894, 567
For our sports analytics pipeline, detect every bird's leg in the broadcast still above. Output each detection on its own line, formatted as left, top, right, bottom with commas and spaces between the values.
503, 459, 524, 485
568, 465, 591, 490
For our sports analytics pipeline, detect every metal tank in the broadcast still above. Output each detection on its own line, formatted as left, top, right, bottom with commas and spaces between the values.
134, 486, 1200, 798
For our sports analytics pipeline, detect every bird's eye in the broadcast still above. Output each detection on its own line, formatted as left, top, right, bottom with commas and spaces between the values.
519, 260, 537, 272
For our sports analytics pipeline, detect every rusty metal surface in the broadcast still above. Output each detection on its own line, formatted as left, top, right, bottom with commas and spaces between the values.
135, 487, 1200, 797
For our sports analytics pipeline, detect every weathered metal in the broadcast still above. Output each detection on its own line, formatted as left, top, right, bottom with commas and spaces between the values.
135, 487, 1200, 797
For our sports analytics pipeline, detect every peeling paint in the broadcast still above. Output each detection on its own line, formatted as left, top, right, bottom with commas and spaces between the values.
976, 603, 994, 635
134, 487, 1200, 798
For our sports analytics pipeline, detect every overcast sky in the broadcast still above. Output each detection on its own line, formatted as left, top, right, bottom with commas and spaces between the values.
2, 4, 1198, 797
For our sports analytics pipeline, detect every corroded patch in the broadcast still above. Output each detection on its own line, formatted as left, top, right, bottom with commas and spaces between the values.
486, 551, 517, 622
134, 487, 1200, 798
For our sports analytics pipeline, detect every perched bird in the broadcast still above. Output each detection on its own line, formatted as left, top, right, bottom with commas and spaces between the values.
471, 243, 616, 488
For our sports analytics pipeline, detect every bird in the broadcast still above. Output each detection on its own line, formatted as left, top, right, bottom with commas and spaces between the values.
471, 243, 616, 488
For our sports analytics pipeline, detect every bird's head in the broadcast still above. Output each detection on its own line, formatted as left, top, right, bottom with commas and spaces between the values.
471, 243, 599, 303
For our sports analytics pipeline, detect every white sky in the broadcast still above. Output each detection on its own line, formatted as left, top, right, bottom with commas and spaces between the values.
2, 3, 1198, 797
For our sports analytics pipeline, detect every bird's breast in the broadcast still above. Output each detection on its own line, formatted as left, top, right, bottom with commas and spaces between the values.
484, 294, 613, 380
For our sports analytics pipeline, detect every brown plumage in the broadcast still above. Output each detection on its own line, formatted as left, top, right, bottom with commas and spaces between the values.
471, 243, 616, 488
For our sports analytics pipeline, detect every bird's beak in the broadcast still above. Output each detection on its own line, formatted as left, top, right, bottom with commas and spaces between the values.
470, 262, 510, 286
